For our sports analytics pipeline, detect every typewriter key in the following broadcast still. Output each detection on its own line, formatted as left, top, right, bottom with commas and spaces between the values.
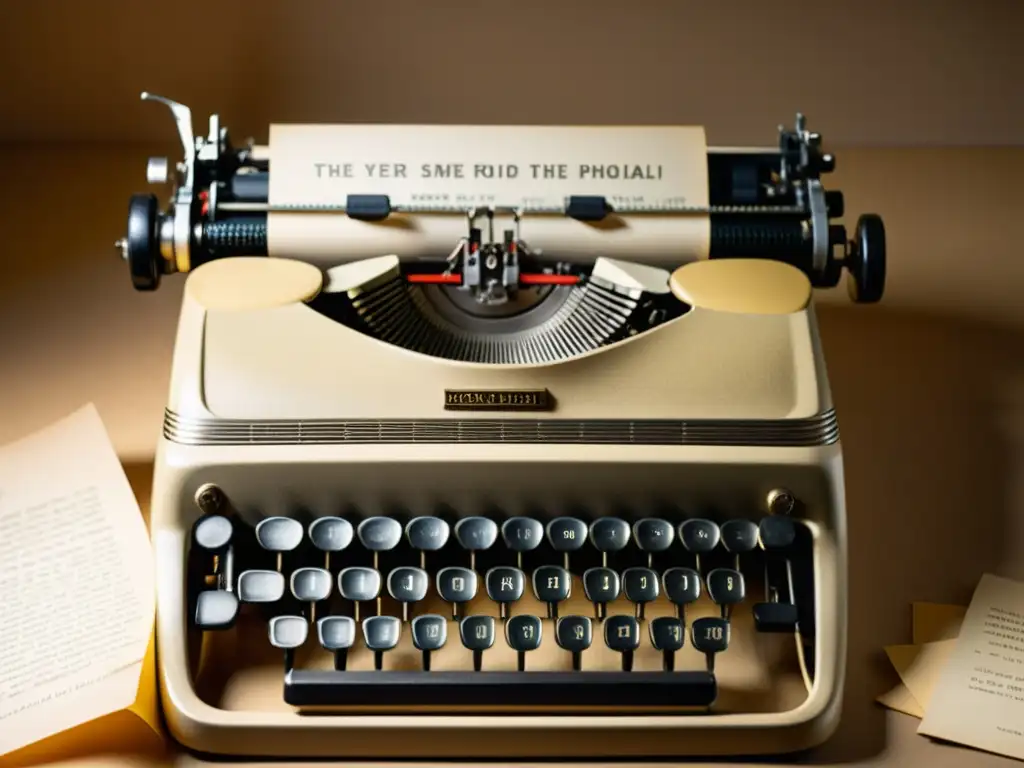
194, 589, 239, 630
316, 615, 356, 671
357, 517, 402, 578
459, 615, 496, 671
691, 617, 730, 672
387, 566, 429, 621
582, 567, 620, 621
411, 614, 448, 671
720, 519, 758, 554
193, 514, 232, 552
454, 517, 498, 570
758, 515, 796, 552
589, 517, 631, 566
555, 615, 593, 671
662, 567, 701, 621
291, 567, 333, 622
338, 566, 382, 622
546, 517, 587, 570
505, 614, 542, 671
501, 517, 543, 568
405, 516, 450, 568
269, 615, 308, 671
363, 615, 401, 670
532, 565, 571, 619
604, 615, 641, 671
649, 616, 685, 671
622, 566, 660, 620
237, 569, 286, 603
485, 566, 525, 620
706, 567, 745, 618
633, 519, 674, 567
679, 519, 721, 573
255, 517, 304, 570
436, 566, 477, 619
308, 517, 353, 569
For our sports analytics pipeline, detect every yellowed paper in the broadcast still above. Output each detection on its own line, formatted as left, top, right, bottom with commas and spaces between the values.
885, 641, 958, 713
0, 405, 159, 759
876, 601, 966, 717
912, 602, 967, 644
266, 124, 711, 265
919, 574, 1024, 760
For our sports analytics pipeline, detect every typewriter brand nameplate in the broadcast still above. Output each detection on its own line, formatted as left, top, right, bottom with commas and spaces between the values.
444, 389, 551, 411
267, 124, 708, 213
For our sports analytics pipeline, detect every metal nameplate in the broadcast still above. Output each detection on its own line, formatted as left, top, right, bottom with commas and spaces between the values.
444, 389, 552, 412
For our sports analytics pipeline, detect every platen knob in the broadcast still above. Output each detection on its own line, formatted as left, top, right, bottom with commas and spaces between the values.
126, 193, 161, 291
846, 214, 886, 303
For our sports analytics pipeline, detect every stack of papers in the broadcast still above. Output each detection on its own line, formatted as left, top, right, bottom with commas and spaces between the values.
879, 574, 1024, 762
0, 405, 165, 765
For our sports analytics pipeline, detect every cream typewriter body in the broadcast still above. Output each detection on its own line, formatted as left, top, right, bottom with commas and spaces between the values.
121, 93, 885, 759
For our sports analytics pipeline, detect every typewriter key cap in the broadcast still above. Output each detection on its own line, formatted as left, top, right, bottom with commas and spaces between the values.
387, 566, 429, 621
485, 566, 525, 619
706, 568, 745, 618
269, 615, 308, 671
555, 615, 593, 671
505, 614, 542, 671
308, 518, 353, 568
363, 615, 401, 671
411, 614, 448, 670
291, 567, 333, 620
454, 517, 498, 569
632, 519, 674, 564
680, 519, 721, 557
256, 517, 304, 569
405, 517, 450, 567
589, 517, 631, 557
720, 519, 758, 554
237, 569, 286, 603
460, 615, 496, 671
317, 615, 356, 670
649, 616, 685, 671
753, 601, 800, 632
436, 566, 477, 619
338, 566, 382, 621
691, 616, 730, 672
194, 590, 239, 629
604, 615, 641, 671
662, 566, 702, 613
193, 515, 232, 551
532, 565, 571, 619
758, 515, 796, 551
547, 517, 587, 568
501, 517, 543, 567
583, 567, 620, 620
358, 517, 402, 555
622, 566, 660, 620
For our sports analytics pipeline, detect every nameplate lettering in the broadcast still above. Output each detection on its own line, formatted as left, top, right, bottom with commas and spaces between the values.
268, 125, 708, 212
444, 389, 552, 412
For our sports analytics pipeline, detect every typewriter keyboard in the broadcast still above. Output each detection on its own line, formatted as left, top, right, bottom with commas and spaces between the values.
187, 487, 816, 713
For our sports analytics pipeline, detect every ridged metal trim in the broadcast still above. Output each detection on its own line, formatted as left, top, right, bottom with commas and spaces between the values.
163, 409, 839, 447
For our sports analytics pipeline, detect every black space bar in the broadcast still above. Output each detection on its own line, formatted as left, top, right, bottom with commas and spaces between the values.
285, 670, 717, 708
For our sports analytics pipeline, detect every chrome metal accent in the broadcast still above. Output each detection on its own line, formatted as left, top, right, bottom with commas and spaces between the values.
807, 179, 828, 274
766, 488, 796, 515
146, 157, 169, 184
114, 238, 128, 261
216, 202, 805, 215
163, 409, 839, 447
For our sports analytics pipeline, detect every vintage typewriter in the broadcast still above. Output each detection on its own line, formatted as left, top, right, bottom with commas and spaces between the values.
118, 92, 885, 759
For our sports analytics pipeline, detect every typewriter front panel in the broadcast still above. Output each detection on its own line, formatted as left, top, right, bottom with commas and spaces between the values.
152, 439, 845, 758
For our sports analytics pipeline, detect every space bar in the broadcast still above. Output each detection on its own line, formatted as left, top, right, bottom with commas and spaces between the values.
285, 670, 717, 708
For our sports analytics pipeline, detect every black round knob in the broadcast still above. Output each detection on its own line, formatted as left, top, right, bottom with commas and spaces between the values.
846, 214, 886, 303
126, 193, 161, 291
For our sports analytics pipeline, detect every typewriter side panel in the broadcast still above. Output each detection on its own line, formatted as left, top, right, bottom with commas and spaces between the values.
151, 439, 846, 758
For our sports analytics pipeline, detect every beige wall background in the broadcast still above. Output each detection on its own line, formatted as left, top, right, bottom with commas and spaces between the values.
1, 1, 1024, 764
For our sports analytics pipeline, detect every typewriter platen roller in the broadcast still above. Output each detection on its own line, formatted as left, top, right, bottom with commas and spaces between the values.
128, 93, 879, 760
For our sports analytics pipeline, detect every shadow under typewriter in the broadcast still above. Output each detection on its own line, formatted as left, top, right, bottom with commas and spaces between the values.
188, 513, 814, 717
